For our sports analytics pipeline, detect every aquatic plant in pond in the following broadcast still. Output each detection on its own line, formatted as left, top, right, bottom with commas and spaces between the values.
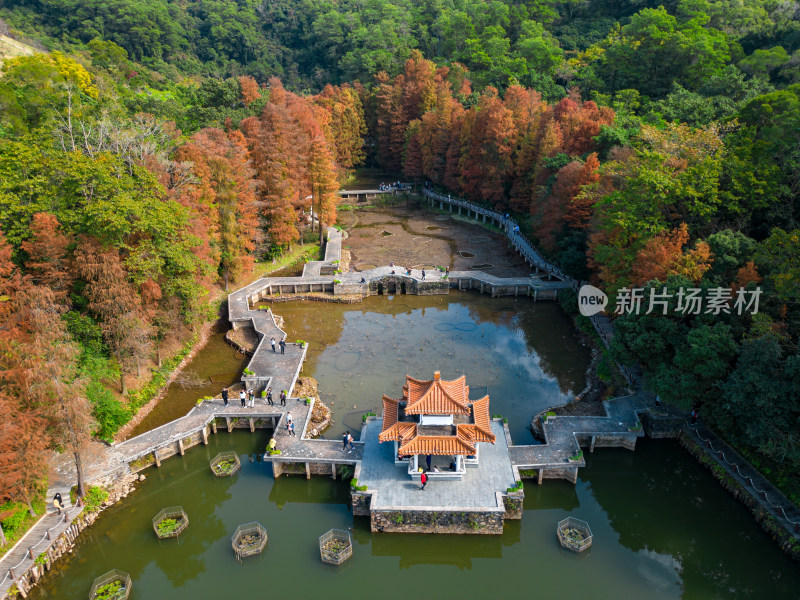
319, 529, 352, 565
232, 522, 268, 559
557, 517, 593, 553
89, 570, 131, 600
152, 507, 188, 539
210, 451, 241, 477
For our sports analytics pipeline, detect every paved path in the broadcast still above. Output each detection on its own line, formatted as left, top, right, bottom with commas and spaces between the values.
358, 420, 513, 510
0, 504, 83, 598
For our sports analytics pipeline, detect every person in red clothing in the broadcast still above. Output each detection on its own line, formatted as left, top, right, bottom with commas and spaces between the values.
420, 471, 428, 491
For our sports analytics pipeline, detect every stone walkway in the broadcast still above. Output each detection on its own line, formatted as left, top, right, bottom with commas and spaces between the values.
358, 420, 514, 510
509, 394, 647, 469
0, 504, 84, 598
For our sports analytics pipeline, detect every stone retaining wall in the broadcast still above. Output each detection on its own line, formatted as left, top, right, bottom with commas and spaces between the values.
370, 509, 504, 534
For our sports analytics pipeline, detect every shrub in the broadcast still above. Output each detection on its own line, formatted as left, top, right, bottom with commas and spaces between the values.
362, 411, 376, 422
0, 508, 27, 535
83, 486, 109, 512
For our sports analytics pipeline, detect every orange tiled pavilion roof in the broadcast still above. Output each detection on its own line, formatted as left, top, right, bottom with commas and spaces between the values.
378, 372, 496, 455
403, 372, 471, 415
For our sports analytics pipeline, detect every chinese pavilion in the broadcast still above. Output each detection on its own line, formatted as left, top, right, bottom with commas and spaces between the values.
378, 371, 496, 478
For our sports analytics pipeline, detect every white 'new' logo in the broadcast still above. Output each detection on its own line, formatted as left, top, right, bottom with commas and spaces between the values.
578, 285, 608, 317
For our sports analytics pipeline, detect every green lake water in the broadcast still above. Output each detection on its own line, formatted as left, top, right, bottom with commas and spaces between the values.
32, 292, 799, 599
28, 433, 800, 599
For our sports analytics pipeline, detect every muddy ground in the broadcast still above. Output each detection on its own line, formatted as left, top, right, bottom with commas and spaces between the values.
336, 198, 530, 278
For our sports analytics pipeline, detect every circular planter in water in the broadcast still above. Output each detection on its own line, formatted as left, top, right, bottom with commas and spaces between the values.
152, 506, 189, 539
232, 522, 268, 560
557, 517, 593, 553
458, 251, 476, 258
210, 451, 241, 477
89, 569, 131, 600
319, 528, 352, 565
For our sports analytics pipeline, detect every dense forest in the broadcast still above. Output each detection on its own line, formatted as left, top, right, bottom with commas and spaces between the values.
0, 0, 798, 539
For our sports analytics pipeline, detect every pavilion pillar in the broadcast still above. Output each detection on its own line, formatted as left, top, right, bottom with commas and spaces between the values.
411, 455, 419, 473
226, 417, 233, 433
249, 418, 255, 432
177, 439, 185, 456
211, 421, 217, 434
305, 462, 311, 480
202, 426, 208, 445
458, 206, 462, 215
482, 214, 486, 223
332, 463, 337, 479
538, 469, 543, 485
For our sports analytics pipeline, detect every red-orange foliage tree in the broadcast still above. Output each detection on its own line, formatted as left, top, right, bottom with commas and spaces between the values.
239, 76, 261, 108
21, 213, 72, 305
74, 237, 151, 395
458, 88, 516, 207
315, 83, 367, 172
177, 128, 258, 289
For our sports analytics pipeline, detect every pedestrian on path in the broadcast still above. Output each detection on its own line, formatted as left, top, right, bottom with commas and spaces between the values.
248, 388, 255, 407
279, 339, 286, 354
221, 387, 229, 407
420, 472, 428, 491
271, 337, 276, 352
347, 432, 355, 452
342, 431, 349, 451
286, 412, 293, 427
280, 390, 287, 406
240, 389, 246, 407
288, 421, 295, 437
53, 492, 64, 515
267, 387, 273, 406
421, 269, 426, 280
690, 408, 698, 426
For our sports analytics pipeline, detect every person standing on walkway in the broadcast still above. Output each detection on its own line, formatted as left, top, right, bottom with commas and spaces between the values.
286, 411, 293, 427
347, 432, 355, 452
240, 389, 246, 407
280, 390, 287, 406
288, 421, 295, 437
690, 408, 698, 426
279, 339, 286, 354
266, 387, 273, 406
221, 387, 229, 407
53, 492, 64, 515
271, 337, 276, 352
420, 471, 428, 491
421, 269, 426, 280
248, 388, 255, 407
342, 431, 349, 451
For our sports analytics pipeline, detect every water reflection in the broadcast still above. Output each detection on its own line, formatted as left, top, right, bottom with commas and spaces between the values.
279, 292, 590, 442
